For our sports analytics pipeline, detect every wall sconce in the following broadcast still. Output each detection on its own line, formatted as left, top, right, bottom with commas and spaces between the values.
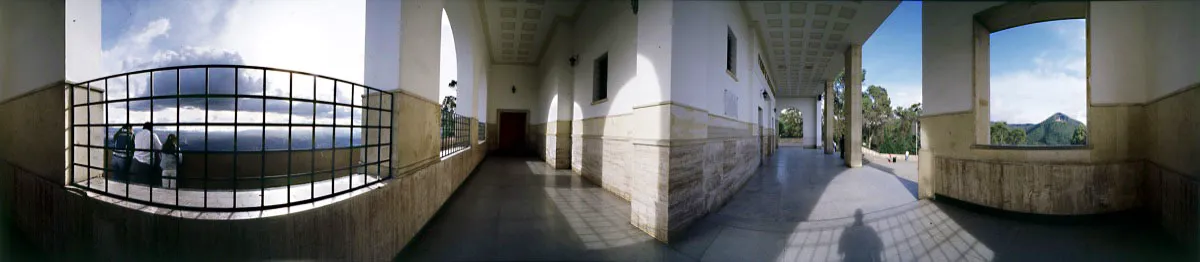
511, 85, 516, 93
569, 55, 579, 67
448, 80, 457, 88
761, 89, 769, 100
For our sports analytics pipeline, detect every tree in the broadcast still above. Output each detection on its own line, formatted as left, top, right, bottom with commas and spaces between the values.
778, 108, 803, 138
1071, 125, 1087, 145
862, 85, 892, 149
441, 96, 457, 138
830, 69, 865, 148
990, 122, 1027, 145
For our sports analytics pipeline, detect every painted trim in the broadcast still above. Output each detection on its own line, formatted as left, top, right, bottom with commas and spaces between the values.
393, 88, 440, 106
1145, 82, 1200, 105
1089, 102, 1144, 108
1089, 82, 1200, 107
0, 80, 67, 105
631, 100, 705, 111
971, 144, 1092, 151
933, 155, 1142, 166
974, 2, 1087, 32
918, 110, 973, 119
573, 112, 633, 122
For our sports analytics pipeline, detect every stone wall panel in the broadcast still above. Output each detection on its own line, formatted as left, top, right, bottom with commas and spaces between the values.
936, 157, 1143, 215
0, 141, 487, 261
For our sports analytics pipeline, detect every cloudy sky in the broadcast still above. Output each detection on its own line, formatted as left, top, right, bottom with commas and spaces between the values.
864, 2, 1087, 124
101, 0, 367, 132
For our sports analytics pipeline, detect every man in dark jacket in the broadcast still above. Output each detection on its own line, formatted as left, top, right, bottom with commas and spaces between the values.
109, 124, 134, 182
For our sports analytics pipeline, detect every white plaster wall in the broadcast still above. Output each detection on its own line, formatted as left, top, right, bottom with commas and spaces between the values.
0, 0, 66, 101
487, 64, 538, 122
571, 0, 638, 119
1142, 1, 1200, 100
921, 2, 1002, 115
445, 0, 488, 117
66, 0, 101, 83
1089, 2, 1148, 104
670, 1, 774, 126
364, 0, 401, 91
533, 24, 574, 124
398, 0, 443, 102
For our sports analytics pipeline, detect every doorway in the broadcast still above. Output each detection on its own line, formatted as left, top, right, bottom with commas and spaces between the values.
497, 111, 528, 156
758, 107, 763, 164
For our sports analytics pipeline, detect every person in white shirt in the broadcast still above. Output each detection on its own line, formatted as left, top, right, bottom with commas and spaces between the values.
132, 122, 163, 186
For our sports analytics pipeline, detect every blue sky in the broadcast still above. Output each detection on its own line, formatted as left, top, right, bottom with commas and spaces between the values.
863, 2, 1086, 124
863, 1, 922, 110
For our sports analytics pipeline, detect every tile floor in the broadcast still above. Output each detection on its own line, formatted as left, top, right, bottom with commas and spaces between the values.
395, 148, 1193, 261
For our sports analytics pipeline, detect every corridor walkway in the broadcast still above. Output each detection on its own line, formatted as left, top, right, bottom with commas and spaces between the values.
395, 149, 1191, 261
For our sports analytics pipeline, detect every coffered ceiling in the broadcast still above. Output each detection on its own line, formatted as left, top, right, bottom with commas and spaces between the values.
477, 0, 896, 97
742, 1, 897, 97
480, 0, 582, 64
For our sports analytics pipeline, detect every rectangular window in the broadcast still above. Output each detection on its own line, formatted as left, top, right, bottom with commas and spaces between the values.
727, 28, 737, 77
593, 53, 609, 102
723, 89, 738, 117
986, 19, 1087, 147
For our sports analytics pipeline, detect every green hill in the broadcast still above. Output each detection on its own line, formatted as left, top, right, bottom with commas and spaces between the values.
991, 113, 1085, 146
1023, 113, 1084, 145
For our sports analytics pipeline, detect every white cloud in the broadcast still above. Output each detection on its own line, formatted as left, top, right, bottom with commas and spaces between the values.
990, 65, 1087, 124
991, 20, 1087, 124
130, 18, 171, 44
881, 83, 923, 109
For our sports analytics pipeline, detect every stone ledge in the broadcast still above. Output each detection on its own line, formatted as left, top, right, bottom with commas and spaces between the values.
933, 156, 1143, 215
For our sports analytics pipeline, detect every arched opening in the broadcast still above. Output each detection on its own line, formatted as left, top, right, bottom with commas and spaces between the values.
778, 107, 803, 139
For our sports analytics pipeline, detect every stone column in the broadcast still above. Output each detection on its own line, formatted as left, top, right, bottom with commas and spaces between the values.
844, 44, 863, 167
823, 80, 835, 154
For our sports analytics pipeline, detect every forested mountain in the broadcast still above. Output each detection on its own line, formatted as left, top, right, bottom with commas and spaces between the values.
990, 113, 1086, 146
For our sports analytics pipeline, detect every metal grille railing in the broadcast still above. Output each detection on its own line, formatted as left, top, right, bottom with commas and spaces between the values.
68, 65, 394, 211
439, 110, 471, 157
478, 121, 486, 142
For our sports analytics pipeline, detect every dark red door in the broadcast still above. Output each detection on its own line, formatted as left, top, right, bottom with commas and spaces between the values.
498, 112, 527, 155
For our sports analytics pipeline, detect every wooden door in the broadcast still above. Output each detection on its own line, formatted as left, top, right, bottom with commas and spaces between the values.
498, 111, 527, 155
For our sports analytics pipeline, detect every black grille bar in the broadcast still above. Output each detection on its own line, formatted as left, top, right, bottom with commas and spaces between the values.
67, 65, 395, 211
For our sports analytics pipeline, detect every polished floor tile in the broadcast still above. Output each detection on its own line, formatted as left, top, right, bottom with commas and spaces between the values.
395, 150, 1192, 261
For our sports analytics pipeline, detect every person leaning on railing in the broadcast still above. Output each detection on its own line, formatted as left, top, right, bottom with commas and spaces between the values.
108, 124, 135, 182
160, 134, 182, 189
131, 122, 163, 187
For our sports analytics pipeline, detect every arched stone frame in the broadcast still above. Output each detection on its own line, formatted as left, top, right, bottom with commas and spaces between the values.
971, 2, 1089, 148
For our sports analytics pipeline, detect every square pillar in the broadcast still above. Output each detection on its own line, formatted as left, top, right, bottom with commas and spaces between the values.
823, 80, 835, 154
364, 0, 445, 172
844, 44, 863, 167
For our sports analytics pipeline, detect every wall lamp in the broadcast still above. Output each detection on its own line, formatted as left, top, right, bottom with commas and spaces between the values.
511, 85, 517, 93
